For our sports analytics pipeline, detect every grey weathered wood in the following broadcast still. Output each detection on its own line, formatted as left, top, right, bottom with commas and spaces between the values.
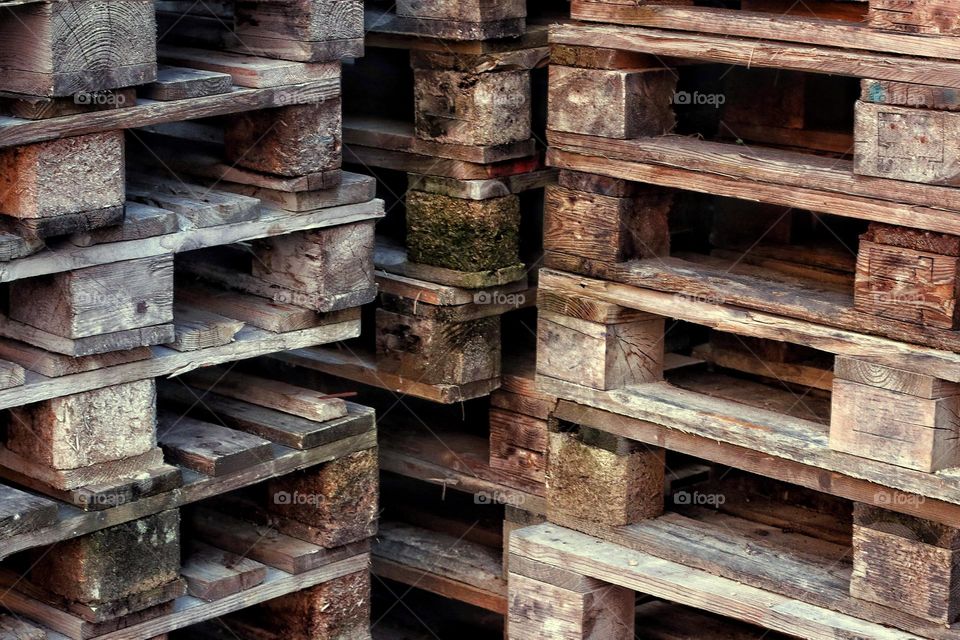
158, 415, 274, 476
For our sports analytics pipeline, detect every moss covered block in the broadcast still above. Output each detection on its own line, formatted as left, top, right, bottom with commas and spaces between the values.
30, 509, 180, 604
267, 448, 379, 547
406, 190, 520, 272
547, 432, 664, 526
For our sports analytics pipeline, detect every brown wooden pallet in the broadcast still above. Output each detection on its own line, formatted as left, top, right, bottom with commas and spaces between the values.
509, 520, 918, 640
536, 269, 960, 519
569, 0, 960, 59
271, 255, 535, 402
0, 398, 375, 558
9, 547, 371, 639
0, 54, 339, 149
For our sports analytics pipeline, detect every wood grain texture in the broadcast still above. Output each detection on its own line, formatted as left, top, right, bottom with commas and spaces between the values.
549, 65, 675, 139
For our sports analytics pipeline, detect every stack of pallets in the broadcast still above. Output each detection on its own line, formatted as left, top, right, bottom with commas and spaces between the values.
510, 0, 960, 638
237, 2, 565, 635
276, 0, 564, 405
0, 0, 384, 637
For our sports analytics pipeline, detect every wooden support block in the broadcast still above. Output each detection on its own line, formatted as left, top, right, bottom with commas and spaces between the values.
544, 182, 670, 267
508, 570, 635, 639
835, 355, 960, 399
251, 222, 375, 305
182, 367, 348, 423
0, 485, 58, 540
855, 100, 960, 185
231, 0, 364, 62
225, 100, 342, 177
868, 0, 959, 34
0, 132, 124, 220
547, 431, 664, 527
158, 415, 274, 476
224, 570, 371, 639
9, 255, 174, 339
851, 503, 960, 624
266, 448, 378, 548
376, 308, 500, 386
830, 360, 960, 471
29, 510, 180, 606
854, 234, 960, 329
7, 380, 157, 471
489, 407, 548, 484
549, 65, 676, 139
406, 190, 520, 272
413, 66, 531, 146
0, 0, 156, 96
181, 541, 268, 601
141, 66, 233, 101
537, 310, 664, 391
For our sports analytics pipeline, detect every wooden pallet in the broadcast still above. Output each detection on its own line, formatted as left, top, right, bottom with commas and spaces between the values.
272, 248, 536, 401
0, 390, 376, 557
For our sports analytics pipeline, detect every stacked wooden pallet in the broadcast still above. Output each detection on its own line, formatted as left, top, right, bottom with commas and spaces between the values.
510, 0, 960, 638
0, 0, 385, 636
269, 0, 565, 404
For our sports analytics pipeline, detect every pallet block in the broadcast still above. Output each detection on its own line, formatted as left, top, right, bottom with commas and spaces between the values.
7, 379, 157, 473
851, 503, 960, 624
230, 0, 364, 62
412, 52, 531, 147
854, 224, 960, 329
29, 510, 180, 607
9, 255, 175, 340
830, 356, 960, 472
0, 0, 156, 96
549, 64, 676, 139
545, 172, 671, 269
547, 430, 664, 527
266, 448, 378, 548
0, 131, 124, 225
405, 190, 521, 273
489, 407, 548, 485
225, 99, 342, 177
508, 556, 635, 639
376, 308, 501, 386
855, 99, 960, 186
537, 295, 664, 391
868, 0, 958, 35
218, 569, 370, 639
251, 221, 376, 308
